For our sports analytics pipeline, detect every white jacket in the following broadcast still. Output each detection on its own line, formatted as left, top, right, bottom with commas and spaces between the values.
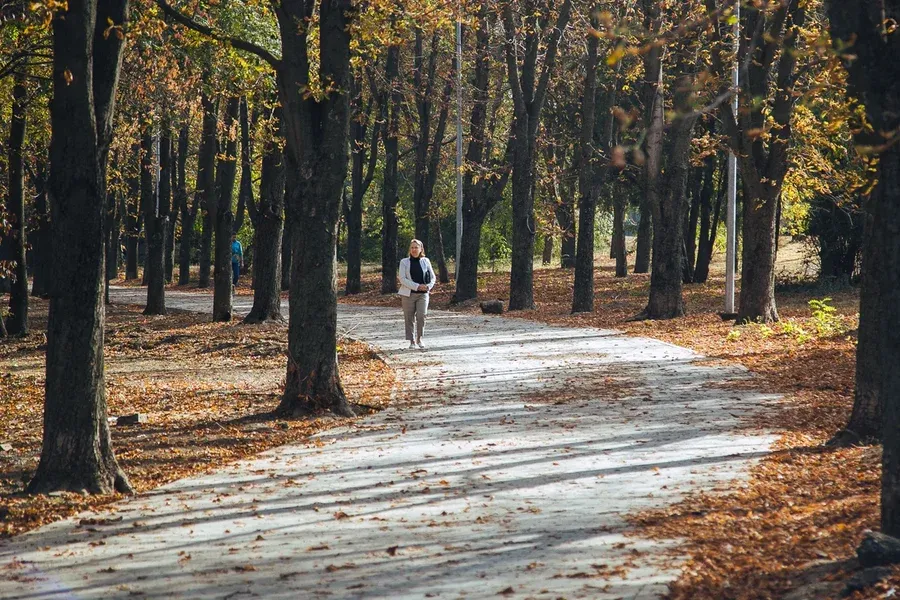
398, 256, 436, 297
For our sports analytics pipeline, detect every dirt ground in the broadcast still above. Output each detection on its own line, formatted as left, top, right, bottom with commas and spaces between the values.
0, 300, 397, 539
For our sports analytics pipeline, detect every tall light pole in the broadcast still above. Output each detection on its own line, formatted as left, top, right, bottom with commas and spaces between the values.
724, 0, 739, 316
455, 13, 464, 278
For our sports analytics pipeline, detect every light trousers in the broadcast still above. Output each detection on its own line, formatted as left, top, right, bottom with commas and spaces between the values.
402, 292, 429, 342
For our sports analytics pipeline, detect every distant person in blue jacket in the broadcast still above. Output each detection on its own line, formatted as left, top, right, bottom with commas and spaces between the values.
231, 234, 243, 289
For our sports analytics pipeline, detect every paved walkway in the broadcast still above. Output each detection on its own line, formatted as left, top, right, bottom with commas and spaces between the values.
0, 288, 777, 599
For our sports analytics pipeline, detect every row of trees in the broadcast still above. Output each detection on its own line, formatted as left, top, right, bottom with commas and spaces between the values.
1, 0, 898, 544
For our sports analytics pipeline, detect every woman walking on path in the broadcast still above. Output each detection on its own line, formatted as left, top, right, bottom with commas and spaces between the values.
399, 239, 436, 349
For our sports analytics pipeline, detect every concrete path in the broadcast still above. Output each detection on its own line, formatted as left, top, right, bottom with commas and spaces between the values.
0, 288, 778, 599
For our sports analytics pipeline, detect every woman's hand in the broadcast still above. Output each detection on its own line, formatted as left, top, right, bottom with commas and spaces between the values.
417, 284, 427, 292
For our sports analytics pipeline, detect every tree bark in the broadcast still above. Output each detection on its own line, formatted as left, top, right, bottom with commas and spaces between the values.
142, 127, 167, 316
5, 72, 28, 335
380, 43, 401, 295
28, 0, 132, 495
273, 0, 354, 417
197, 92, 216, 288
244, 109, 285, 324
212, 97, 239, 322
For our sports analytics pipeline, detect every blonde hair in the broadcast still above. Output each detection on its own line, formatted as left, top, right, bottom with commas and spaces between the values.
409, 239, 426, 258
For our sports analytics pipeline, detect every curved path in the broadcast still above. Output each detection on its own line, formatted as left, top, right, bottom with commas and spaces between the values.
0, 288, 777, 599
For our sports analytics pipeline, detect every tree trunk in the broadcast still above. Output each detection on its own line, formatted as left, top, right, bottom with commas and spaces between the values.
281, 189, 293, 291
827, 0, 900, 538
125, 145, 140, 280
5, 72, 28, 335
683, 167, 701, 283
28, 0, 132, 495
273, 0, 354, 417
30, 163, 51, 298
453, 210, 487, 303
177, 128, 197, 285
197, 92, 216, 289
508, 114, 537, 310
380, 43, 401, 295
693, 153, 719, 283
212, 97, 239, 322
142, 128, 167, 316
233, 96, 253, 237
571, 16, 600, 314
503, 0, 572, 311
244, 111, 285, 324
105, 189, 122, 285
613, 189, 627, 277
736, 180, 779, 323
165, 127, 185, 283
641, 72, 698, 320
541, 234, 553, 266
556, 192, 576, 268
431, 217, 450, 283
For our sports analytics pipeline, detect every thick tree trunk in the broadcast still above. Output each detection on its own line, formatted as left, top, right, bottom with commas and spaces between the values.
642, 75, 698, 320
452, 210, 487, 303
876, 143, 900, 535
28, 0, 132, 495
843, 198, 882, 440
197, 92, 216, 289
827, 0, 900, 537
736, 181, 779, 323
142, 128, 166, 316
212, 98, 239, 322
380, 44, 401, 295
273, 0, 354, 417
244, 114, 285, 324
508, 116, 536, 310
6, 72, 28, 335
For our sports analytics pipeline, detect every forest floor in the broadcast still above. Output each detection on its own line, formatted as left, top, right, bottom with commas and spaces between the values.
0, 300, 397, 540
337, 239, 888, 599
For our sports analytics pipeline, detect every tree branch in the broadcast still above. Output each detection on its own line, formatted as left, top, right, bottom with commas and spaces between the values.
154, 0, 281, 68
